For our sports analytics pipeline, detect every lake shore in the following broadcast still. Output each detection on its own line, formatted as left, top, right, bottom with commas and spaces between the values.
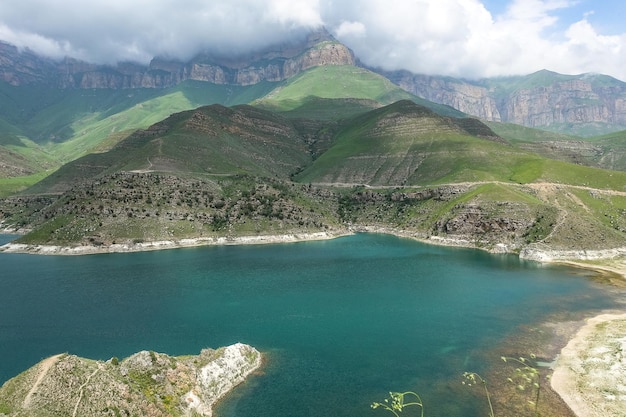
2, 228, 626, 281
0, 231, 351, 255
2, 228, 626, 416
550, 313, 626, 417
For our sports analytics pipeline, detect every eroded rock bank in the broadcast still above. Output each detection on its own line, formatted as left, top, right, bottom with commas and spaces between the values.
0, 343, 262, 417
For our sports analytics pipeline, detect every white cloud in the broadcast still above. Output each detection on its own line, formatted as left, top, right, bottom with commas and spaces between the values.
1, 0, 626, 80
265, 0, 323, 27
335, 21, 366, 38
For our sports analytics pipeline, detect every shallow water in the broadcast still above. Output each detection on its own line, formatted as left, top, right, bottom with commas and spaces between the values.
0, 233, 620, 416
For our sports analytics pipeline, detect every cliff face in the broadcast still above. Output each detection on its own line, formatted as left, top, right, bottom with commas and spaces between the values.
382, 69, 626, 135
0, 343, 262, 417
386, 71, 502, 122
501, 79, 626, 129
0, 29, 355, 89
0, 42, 56, 85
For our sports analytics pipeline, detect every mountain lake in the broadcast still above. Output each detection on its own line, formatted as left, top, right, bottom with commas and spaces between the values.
0, 232, 623, 416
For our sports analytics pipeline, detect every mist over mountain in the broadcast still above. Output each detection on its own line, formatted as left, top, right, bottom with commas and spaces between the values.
2, 28, 626, 136
0, 29, 354, 89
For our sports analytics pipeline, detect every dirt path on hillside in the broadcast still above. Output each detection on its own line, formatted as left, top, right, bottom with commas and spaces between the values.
22, 354, 63, 408
72, 363, 103, 417
311, 180, 626, 197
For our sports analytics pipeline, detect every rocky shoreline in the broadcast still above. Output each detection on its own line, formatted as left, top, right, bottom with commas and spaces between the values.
0, 343, 262, 417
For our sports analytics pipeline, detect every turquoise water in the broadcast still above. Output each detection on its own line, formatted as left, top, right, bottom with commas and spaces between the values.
0, 233, 620, 416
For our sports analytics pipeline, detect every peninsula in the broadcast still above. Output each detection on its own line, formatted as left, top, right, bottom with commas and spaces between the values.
0, 343, 262, 417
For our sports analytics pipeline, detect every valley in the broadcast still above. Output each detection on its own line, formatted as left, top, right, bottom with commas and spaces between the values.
1, 25, 626, 417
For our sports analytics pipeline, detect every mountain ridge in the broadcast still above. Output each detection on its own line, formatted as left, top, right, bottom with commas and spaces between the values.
5, 29, 626, 137
0, 28, 355, 89
378, 67, 626, 136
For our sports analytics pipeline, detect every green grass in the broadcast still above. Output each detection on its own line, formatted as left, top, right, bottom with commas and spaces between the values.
292, 100, 626, 191
0, 171, 53, 197
294, 103, 541, 186
485, 121, 583, 144
479, 70, 578, 99
0, 79, 279, 180
46, 82, 280, 163
265, 96, 381, 120
255, 65, 464, 117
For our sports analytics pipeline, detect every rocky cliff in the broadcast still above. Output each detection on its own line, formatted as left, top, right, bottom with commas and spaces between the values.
0, 29, 355, 89
0, 343, 262, 417
381, 69, 626, 135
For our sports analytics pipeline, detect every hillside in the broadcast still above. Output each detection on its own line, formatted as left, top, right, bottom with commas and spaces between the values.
4, 29, 626, 200
2, 100, 626, 259
0, 343, 261, 417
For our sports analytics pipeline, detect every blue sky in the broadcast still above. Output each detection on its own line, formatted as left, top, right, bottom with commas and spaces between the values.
1, 0, 625, 80
482, 0, 625, 35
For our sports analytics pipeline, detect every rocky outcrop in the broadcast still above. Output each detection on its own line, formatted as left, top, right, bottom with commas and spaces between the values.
379, 68, 626, 135
0, 28, 355, 89
384, 70, 502, 122
433, 201, 540, 252
0, 42, 56, 85
0, 343, 262, 417
501, 78, 626, 130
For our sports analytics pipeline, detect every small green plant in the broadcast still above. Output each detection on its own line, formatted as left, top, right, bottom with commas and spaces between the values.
371, 391, 425, 417
462, 372, 495, 417
501, 354, 541, 416
462, 354, 541, 417
375, 354, 543, 417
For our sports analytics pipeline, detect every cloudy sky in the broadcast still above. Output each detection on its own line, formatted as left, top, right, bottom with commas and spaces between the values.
1, 0, 625, 80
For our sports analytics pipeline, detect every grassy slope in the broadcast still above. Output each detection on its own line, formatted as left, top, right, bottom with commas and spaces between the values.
0, 80, 278, 195
488, 121, 626, 172
586, 129, 626, 171
255, 65, 464, 117
24, 104, 312, 195
485, 121, 583, 143
294, 100, 622, 187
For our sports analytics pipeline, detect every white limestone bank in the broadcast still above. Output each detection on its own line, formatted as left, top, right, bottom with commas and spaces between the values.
520, 244, 626, 263
0, 231, 345, 255
0, 343, 262, 417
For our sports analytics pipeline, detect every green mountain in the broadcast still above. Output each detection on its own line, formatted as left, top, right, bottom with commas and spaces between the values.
2, 100, 626, 259
0, 80, 280, 196
0, 63, 458, 196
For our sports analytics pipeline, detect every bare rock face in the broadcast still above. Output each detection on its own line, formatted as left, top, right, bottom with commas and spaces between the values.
501, 79, 626, 128
386, 71, 502, 122
0, 28, 354, 89
0, 343, 262, 417
380, 68, 626, 134
0, 42, 55, 85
